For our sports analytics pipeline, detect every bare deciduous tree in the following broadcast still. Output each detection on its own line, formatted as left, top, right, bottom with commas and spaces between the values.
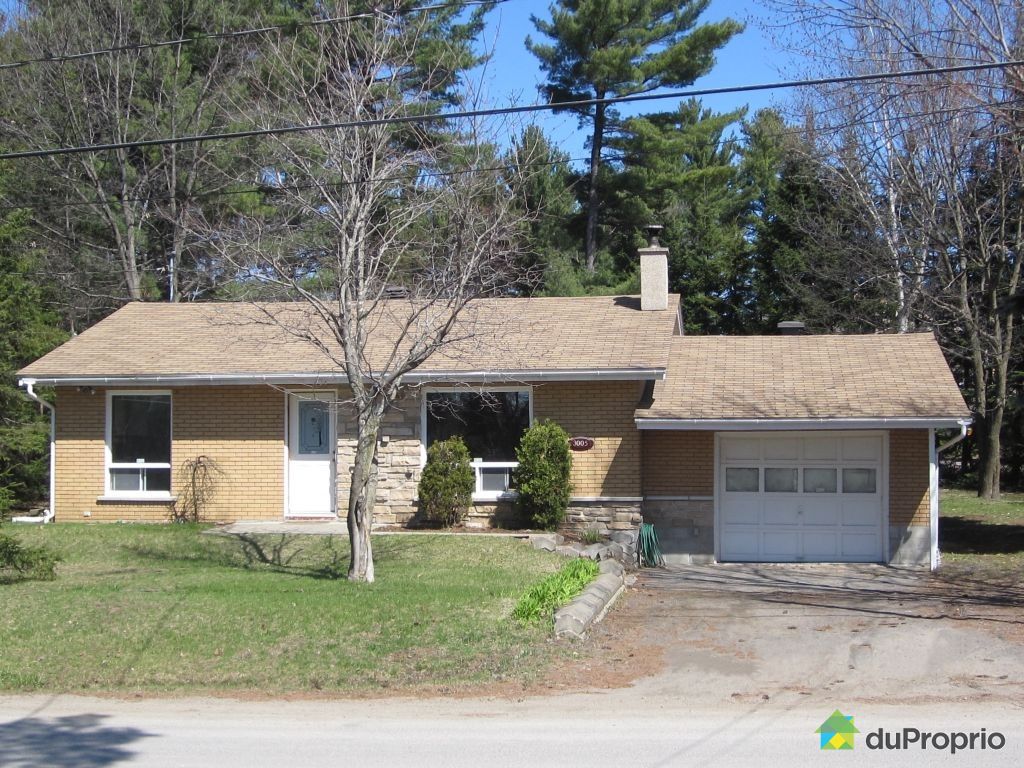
201, 4, 530, 581
766, 0, 1023, 497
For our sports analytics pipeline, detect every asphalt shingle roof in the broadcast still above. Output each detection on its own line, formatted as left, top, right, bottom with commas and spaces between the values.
636, 333, 970, 421
19, 296, 681, 380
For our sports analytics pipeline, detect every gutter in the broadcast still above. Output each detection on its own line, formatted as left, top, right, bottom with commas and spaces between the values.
18, 367, 667, 388
13, 381, 55, 524
937, 420, 970, 454
635, 416, 972, 430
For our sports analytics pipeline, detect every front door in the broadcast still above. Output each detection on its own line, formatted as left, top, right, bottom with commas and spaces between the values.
288, 393, 335, 517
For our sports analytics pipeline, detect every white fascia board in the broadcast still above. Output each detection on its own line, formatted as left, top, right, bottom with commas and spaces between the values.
635, 417, 973, 431
403, 368, 665, 383
21, 367, 666, 388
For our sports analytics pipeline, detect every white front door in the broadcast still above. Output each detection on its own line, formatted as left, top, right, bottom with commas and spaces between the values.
288, 393, 335, 517
718, 433, 885, 562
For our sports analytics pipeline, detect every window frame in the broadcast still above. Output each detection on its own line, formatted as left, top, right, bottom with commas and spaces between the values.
420, 386, 534, 501
103, 390, 174, 500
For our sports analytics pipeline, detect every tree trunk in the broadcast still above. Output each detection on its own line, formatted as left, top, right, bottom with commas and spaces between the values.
584, 97, 606, 273
346, 404, 383, 582
977, 409, 1002, 500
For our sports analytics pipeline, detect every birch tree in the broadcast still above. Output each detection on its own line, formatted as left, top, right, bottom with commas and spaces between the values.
767, 0, 1023, 497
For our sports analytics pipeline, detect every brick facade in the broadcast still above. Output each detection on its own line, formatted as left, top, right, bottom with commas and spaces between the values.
641, 430, 714, 496
54, 386, 284, 522
888, 429, 931, 527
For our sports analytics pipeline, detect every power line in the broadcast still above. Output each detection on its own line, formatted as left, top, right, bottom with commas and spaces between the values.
0, 59, 1020, 162
0, 0, 505, 71
0, 97, 1012, 216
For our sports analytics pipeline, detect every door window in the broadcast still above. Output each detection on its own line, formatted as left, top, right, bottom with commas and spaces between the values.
298, 401, 330, 455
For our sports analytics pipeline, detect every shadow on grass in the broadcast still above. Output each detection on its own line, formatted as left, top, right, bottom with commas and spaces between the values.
125, 531, 441, 581
940, 516, 1024, 555
0, 713, 153, 768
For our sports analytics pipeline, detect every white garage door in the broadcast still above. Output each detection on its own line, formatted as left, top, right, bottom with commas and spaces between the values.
718, 434, 885, 563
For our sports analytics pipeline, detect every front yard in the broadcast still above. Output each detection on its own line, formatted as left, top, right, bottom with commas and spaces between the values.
0, 525, 566, 695
940, 487, 1024, 581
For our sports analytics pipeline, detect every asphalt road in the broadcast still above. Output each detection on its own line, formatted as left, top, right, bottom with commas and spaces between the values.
1, 693, 1021, 768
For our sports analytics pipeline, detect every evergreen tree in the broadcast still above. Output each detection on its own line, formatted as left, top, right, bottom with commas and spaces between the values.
527, 0, 741, 272
0, 169, 66, 513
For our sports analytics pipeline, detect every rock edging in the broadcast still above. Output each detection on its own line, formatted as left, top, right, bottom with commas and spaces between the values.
553, 559, 625, 639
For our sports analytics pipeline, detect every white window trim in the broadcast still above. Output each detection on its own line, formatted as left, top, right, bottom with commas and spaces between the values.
103, 390, 174, 501
420, 386, 533, 501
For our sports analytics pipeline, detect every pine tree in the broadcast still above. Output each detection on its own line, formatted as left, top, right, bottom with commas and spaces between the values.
527, 0, 741, 272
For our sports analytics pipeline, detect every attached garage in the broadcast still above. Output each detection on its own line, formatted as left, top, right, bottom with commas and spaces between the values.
636, 333, 973, 568
717, 432, 885, 563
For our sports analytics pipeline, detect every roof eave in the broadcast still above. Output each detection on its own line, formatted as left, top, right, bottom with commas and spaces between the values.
634, 416, 973, 430
19, 367, 667, 388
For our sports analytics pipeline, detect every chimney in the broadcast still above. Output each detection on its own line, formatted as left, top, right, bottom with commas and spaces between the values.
639, 224, 668, 311
777, 320, 807, 335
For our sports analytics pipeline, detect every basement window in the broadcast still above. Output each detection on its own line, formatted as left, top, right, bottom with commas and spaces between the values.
105, 392, 172, 496
423, 389, 531, 499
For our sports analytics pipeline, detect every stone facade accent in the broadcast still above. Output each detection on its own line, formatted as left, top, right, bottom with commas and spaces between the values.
562, 500, 643, 535
53, 385, 284, 522
642, 498, 715, 564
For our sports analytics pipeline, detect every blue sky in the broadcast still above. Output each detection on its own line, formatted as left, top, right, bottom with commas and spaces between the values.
478, 0, 794, 162
0, 0, 793, 165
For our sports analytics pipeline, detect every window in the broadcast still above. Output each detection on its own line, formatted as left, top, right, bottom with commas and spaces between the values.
765, 468, 798, 493
424, 389, 530, 498
297, 400, 330, 455
106, 392, 171, 495
842, 468, 876, 494
725, 467, 760, 492
803, 468, 837, 493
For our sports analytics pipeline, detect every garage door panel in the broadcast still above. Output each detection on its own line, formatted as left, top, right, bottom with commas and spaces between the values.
803, 532, 839, 559
721, 498, 760, 525
763, 499, 801, 525
762, 531, 802, 558
841, 533, 881, 559
842, 500, 882, 526
722, 439, 760, 460
842, 436, 881, 461
802, 501, 842, 526
718, 433, 884, 563
720, 530, 760, 559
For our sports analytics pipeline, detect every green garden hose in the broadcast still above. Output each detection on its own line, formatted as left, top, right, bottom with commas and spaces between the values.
637, 522, 664, 568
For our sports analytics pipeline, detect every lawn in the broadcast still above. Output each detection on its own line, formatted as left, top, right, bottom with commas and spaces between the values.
939, 487, 1024, 580
0, 525, 566, 694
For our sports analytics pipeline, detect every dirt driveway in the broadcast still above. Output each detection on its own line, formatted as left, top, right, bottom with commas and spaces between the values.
567, 564, 1024, 707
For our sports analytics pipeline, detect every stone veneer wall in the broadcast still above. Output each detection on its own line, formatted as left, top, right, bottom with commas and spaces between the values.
342, 381, 647, 531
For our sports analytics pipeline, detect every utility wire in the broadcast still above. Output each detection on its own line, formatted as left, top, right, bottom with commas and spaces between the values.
0, 59, 1020, 162
0, 97, 1012, 215
0, 0, 506, 71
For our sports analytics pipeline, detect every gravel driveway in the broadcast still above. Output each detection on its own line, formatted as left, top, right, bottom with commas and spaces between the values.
579, 563, 1024, 707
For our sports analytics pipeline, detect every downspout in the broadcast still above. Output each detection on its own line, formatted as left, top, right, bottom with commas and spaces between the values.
929, 420, 971, 571
14, 380, 55, 523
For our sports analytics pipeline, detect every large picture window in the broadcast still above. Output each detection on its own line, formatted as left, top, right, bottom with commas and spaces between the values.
424, 389, 531, 498
106, 393, 172, 495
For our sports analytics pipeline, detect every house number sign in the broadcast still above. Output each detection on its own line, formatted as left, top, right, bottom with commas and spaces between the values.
568, 436, 595, 452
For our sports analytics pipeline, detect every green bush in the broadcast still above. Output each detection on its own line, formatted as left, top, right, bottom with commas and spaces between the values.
514, 420, 572, 530
513, 557, 599, 624
0, 532, 60, 583
417, 437, 475, 527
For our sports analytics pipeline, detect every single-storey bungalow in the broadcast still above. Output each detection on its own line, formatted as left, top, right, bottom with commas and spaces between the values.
18, 244, 971, 568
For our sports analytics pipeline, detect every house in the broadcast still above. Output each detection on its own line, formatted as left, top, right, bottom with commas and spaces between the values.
17, 242, 971, 568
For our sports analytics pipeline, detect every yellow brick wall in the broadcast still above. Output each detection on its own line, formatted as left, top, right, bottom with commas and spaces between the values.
532, 380, 643, 497
642, 430, 714, 495
54, 386, 285, 522
889, 429, 931, 527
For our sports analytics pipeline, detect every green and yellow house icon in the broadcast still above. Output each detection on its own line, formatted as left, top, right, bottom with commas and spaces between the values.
817, 710, 860, 750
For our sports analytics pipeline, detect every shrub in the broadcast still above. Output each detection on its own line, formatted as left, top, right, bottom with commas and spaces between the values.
514, 420, 572, 530
0, 532, 60, 583
418, 436, 475, 527
513, 557, 599, 624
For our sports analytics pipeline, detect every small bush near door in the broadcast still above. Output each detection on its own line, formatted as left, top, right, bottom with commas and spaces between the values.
515, 420, 573, 530
418, 436, 475, 527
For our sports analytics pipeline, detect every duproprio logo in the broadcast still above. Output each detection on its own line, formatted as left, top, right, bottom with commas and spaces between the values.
817, 710, 859, 750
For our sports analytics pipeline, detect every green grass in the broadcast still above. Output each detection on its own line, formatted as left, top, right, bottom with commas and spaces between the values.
939, 488, 1024, 579
513, 557, 599, 624
0, 525, 566, 694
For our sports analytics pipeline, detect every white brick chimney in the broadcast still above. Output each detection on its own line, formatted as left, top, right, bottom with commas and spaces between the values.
639, 224, 668, 311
